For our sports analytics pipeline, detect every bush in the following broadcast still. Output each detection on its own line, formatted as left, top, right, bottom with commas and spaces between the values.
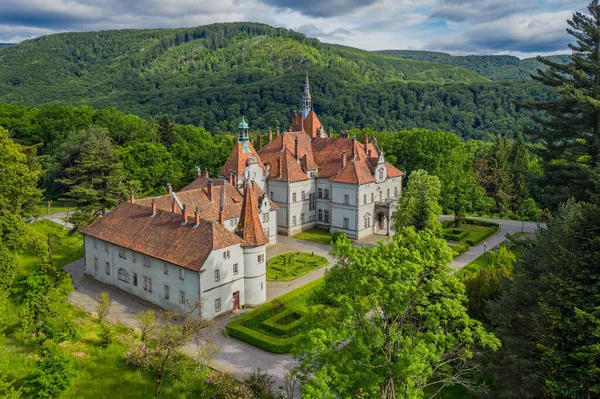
226, 279, 323, 353
441, 220, 454, 229
261, 309, 305, 335
331, 231, 346, 244
465, 226, 499, 246
453, 243, 470, 257
463, 219, 500, 228
443, 228, 469, 241
245, 368, 275, 399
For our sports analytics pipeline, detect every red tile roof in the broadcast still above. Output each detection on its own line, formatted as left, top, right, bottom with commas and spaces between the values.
235, 182, 269, 247
303, 110, 322, 138
82, 202, 242, 271
258, 132, 317, 182
219, 141, 266, 179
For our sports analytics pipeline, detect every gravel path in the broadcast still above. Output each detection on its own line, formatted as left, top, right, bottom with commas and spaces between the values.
37, 211, 74, 229
64, 259, 295, 388
62, 217, 543, 391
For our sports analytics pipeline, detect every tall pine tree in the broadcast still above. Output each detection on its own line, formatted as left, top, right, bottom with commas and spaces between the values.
58, 128, 127, 228
524, 0, 600, 207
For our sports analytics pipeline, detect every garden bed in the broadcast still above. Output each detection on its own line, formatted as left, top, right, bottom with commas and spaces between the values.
266, 252, 328, 281
226, 279, 325, 353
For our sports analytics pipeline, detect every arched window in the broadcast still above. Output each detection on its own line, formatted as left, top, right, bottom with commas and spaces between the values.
379, 169, 384, 181
118, 268, 130, 283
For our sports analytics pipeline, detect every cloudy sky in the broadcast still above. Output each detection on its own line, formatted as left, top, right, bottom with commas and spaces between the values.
0, 0, 589, 57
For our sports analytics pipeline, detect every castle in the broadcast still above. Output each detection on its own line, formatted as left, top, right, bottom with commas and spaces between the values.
81, 74, 403, 319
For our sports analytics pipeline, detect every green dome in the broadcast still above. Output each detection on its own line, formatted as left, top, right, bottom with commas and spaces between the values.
238, 117, 249, 129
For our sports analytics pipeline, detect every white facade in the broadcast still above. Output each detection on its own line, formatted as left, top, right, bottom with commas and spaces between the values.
268, 173, 402, 239
83, 235, 266, 320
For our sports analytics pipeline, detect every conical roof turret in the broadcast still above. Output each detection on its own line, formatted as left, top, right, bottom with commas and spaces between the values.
235, 179, 269, 247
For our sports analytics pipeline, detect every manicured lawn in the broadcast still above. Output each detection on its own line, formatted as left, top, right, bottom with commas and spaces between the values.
294, 228, 333, 246
455, 252, 493, 277
267, 252, 328, 281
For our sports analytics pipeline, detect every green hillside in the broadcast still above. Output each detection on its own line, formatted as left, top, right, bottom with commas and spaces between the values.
0, 23, 558, 138
377, 50, 570, 81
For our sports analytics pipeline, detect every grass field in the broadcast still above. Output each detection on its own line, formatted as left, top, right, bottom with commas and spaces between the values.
17, 220, 84, 279
266, 252, 328, 281
4, 220, 240, 398
294, 228, 333, 246
34, 200, 72, 216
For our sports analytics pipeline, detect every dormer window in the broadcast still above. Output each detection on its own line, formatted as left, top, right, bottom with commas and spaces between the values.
379, 169, 384, 181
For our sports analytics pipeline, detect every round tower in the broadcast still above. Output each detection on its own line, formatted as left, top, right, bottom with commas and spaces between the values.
235, 176, 269, 306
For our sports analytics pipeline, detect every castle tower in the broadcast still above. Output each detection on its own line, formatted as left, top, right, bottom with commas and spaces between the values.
235, 176, 269, 306
302, 71, 311, 120
238, 117, 250, 153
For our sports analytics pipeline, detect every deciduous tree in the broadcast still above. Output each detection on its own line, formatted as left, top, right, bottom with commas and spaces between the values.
394, 169, 442, 232
296, 231, 500, 398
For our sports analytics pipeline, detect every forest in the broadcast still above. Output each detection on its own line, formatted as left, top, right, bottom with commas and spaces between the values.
0, 22, 557, 139
2, 1, 600, 398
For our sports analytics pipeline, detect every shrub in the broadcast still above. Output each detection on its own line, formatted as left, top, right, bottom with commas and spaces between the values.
245, 368, 275, 399
226, 279, 323, 353
441, 220, 454, 229
453, 243, 469, 257
443, 228, 469, 241
331, 231, 346, 244
466, 226, 499, 246
261, 309, 305, 335
462, 219, 500, 228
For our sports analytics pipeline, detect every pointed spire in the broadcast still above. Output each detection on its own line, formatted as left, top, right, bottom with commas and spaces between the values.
302, 70, 312, 120
235, 178, 269, 247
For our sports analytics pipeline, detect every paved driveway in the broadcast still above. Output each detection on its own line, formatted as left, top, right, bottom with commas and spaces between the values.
64, 259, 295, 388
439, 216, 541, 269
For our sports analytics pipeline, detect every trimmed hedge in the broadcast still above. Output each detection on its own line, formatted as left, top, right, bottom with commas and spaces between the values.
261, 309, 305, 335
443, 228, 469, 241
453, 243, 470, 257
226, 278, 324, 354
465, 226, 499, 246
441, 220, 454, 229
462, 219, 500, 228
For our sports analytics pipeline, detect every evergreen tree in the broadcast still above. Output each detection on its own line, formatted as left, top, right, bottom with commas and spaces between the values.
157, 115, 178, 148
524, 0, 600, 207
58, 128, 127, 228
394, 169, 442, 232
486, 135, 513, 213
508, 132, 531, 214
487, 199, 600, 397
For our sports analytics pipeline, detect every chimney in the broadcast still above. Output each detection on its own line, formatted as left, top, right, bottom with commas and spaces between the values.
166, 183, 173, 195
341, 150, 347, 169
258, 133, 263, 149
277, 155, 282, 178
229, 171, 235, 187
151, 198, 156, 216
195, 166, 201, 179
269, 128, 273, 142
204, 168, 209, 178
208, 179, 214, 203
130, 189, 135, 203
219, 183, 226, 225
368, 149, 372, 157
294, 136, 299, 160
327, 128, 332, 138
276, 127, 280, 138
194, 206, 200, 226
364, 134, 369, 152
181, 204, 188, 224
171, 198, 176, 213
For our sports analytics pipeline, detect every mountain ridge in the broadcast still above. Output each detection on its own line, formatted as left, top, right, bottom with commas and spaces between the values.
0, 22, 557, 139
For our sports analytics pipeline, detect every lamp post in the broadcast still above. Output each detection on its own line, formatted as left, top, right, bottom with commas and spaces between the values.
521, 218, 525, 234
483, 242, 487, 259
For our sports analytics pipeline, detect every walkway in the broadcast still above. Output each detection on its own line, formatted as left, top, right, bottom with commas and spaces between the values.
61, 217, 543, 390
439, 216, 540, 269
64, 259, 295, 388
38, 211, 74, 229
265, 235, 333, 300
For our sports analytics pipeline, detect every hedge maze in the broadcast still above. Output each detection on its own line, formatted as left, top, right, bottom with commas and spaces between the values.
226, 279, 324, 354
